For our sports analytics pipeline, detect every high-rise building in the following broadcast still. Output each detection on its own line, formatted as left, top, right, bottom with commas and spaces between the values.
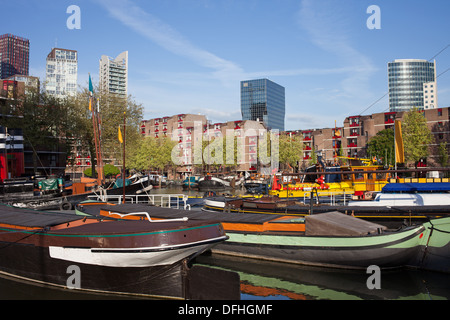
0, 34, 30, 79
423, 81, 438, 110
240, 78, 285, 131
45, 48, 78, 98
99, 51, 128, 97
388, 59, 436, 112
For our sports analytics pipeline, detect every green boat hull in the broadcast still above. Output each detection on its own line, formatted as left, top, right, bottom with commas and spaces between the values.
214, 225, 425, 269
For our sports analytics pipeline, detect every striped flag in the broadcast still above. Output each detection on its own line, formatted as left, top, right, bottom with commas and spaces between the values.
394, 120, 404, 163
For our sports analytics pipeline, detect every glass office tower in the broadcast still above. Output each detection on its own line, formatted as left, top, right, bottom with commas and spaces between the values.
388, 59, 436, 112
241, 78, 285, 131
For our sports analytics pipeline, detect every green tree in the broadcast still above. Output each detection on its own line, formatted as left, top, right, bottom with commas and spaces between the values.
279, 133, 303, 171
402, 108, 433, 164
128, 137, 177, 172
2, 87, 73, 175
438, 142, 449, 168
67, 86, 144, 176
104, 163, 121, 177
367, 128, 394, 165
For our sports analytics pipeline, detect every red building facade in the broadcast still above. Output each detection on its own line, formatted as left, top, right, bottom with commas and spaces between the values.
0, 34, 30, 79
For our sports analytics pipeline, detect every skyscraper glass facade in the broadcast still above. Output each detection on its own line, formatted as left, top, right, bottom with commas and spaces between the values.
388, 59, 436, 112
240, 78, 285, 131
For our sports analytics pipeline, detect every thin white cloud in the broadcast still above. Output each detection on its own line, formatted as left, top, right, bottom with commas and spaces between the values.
96, 0, 244, 85
97, 0, 357, 86
298, 0, 377, 100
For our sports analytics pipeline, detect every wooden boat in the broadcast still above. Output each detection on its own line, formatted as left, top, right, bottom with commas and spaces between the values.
182, 176, 199, 189
3, 173, 152, 210
203, 192, 450, 229
0, 203, 230, 299
197, 176, 232, 191
244, 180, 269, 194
76, 203, 449, 271
269, 157, 391, 200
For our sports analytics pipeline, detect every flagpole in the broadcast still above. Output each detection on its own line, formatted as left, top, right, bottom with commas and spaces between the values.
122, 112, 126, 204
88, 74, 102, 186
394, 118, 397, 180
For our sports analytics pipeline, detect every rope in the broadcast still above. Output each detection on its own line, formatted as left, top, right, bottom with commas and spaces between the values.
0, 227, 46, 249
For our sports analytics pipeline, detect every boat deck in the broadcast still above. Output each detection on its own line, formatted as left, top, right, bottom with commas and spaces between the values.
81, 202, 286, 225
0, 204, 82, 228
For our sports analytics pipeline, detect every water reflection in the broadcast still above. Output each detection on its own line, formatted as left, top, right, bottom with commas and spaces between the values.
194, 254, 450, 300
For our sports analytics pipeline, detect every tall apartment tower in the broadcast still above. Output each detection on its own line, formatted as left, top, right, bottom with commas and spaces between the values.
45, 48, 78, 98
99, 51, 128, 97
240, 78, 285, 131
0, 34, 30, 79
388, 59, 437, 112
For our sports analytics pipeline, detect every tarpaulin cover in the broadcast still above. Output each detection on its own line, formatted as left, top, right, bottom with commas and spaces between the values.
38, 178, 63, 190
112, 178, 132, 189
305, 211, 387, 236
382, 183, 450, 193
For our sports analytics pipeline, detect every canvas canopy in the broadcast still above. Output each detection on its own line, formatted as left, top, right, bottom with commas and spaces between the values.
38, 178, 63, 191
305, 211, 387, 236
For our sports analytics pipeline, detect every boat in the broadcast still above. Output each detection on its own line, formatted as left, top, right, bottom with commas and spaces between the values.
348, 182, 450, 207
3, 173, 152, 210
182, 176, 199, 189
269, 157, 391, 200
148, 173, 167, 187
197, 175, 232, 191
75, 202, 450, 272
0, 203, 231, 299
244, 179, 269, 194
202, 193, 450, 229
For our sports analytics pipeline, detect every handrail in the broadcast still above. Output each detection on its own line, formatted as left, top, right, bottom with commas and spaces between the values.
107, 211, 188, 223
87, 193, 192, 210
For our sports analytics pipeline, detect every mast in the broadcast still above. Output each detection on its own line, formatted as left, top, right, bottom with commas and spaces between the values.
89, 74, 104, 186
122, 112, 126, 203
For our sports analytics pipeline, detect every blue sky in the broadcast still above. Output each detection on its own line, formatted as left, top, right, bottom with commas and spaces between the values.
3, 0, 450, 130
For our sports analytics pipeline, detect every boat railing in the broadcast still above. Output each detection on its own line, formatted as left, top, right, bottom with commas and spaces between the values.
106, 211, 189, 223
87, 194, 191, 210
302, 190, 352, 206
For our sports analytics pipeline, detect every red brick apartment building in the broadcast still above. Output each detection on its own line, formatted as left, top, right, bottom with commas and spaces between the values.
297, 107, 449, 167
140, 115, 266, 177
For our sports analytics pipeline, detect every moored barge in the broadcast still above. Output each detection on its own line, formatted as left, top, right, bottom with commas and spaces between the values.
0, 204, 230, 299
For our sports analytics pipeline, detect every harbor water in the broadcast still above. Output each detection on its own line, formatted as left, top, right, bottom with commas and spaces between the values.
1, 185, 449, 300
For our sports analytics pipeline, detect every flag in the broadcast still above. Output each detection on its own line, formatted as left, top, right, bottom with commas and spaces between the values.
88, 74, 94, 95
394, 120, 404, 163
88, 74, 94, 110
118, 126, 123, 144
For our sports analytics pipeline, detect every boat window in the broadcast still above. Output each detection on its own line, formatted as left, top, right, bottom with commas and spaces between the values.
354, 170, 364, 180
342, 173, 351, 181
376, 173, 385, 179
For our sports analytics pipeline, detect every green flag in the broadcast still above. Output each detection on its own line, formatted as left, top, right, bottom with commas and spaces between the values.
89, 74, 93, 95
